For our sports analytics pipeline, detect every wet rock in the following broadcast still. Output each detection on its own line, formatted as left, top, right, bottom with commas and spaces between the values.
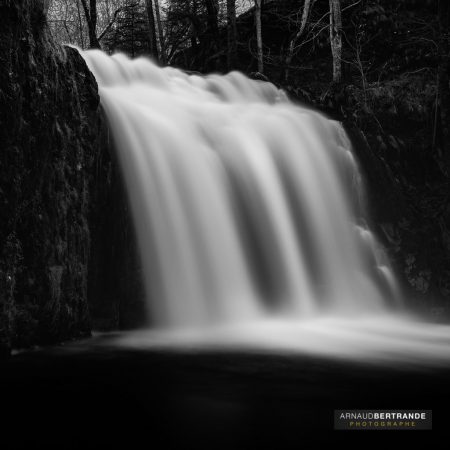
0, 0, 102, 353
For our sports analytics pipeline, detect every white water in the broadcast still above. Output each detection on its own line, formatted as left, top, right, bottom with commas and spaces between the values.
82, 50, 450, 365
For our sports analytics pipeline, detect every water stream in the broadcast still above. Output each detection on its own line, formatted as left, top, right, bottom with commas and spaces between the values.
81, 50, 450, 365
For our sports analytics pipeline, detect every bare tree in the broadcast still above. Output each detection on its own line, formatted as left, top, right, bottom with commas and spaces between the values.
144, 0, 159, 60
80, 0, 101, 48
47, 0, 132, 49
204, 0, 219, 38
329, 0, 342, 83
227, 0, 237, 70
76, 0, 85, 48
254, 0, 263, 73
43, 0, 52, 15
154, 0, 167, 64
284, 0, 314, 81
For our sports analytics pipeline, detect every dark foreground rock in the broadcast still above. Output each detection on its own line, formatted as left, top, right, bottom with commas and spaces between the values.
0, 0, 101, 352
0, 0, 147, 356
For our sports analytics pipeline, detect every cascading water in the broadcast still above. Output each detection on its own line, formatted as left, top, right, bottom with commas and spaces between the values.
83, 50, 398, 325
82, 50, 450, 365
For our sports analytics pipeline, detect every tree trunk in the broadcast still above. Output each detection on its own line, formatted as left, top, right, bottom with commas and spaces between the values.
88, 0, 100, 49
43, 0, 51, 15
154, 0, 167, 64
284, 0, 314, 81
80, 0, 101, 49
329, 0, 342, 83
76, 0, 85, 49
254, 0, 263, 74
105, 0, 111, 23
227, 0, 237, 70
204, 0, 219, 38
438, 0, 450, 172
145, 0, 159, 61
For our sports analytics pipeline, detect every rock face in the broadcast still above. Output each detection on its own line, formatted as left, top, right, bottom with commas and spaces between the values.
0, 0, 102, 353
87, 142, 146, 332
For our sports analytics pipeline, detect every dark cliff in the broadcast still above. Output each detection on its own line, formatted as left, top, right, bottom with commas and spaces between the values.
0, 0, 103, 355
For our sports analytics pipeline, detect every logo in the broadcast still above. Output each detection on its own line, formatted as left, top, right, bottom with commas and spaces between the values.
334, 410, 432, 430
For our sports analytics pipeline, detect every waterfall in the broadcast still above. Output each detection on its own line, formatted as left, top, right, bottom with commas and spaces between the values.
82, 50, 401, 328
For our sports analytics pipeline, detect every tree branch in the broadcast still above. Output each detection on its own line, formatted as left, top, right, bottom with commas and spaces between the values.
98, 6, 126, 42
79, 0, 90, 23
